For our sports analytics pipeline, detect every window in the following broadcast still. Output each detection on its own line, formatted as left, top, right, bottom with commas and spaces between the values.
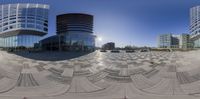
36, 21, 43, 25
10, 21, 16, 24
9, 25, 16, 29
17, 24, 25, 28
18, 20, 26, 23
27, 20, 35, 23
3, 27, 8, 31
44, 23, 48, 26
3, 22, 8, 26
27, 17, 35, 20
18, 17, 26, 19
36, 25, 43, 30
3, 18, 8, 22
27, 24, 35, 28
43, 28, 48, 32
10, 17, 16, 20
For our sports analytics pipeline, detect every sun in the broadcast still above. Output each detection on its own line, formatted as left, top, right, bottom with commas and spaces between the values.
97, 37, 102, 41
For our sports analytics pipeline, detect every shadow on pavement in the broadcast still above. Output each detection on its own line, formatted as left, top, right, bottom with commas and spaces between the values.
13, 51, 92, 61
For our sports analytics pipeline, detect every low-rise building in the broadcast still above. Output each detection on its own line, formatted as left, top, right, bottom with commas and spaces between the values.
102, 42, 115, 50
158, 33, 191, 49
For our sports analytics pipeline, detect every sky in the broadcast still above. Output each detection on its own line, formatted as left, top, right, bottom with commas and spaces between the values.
1, 0, 200, 47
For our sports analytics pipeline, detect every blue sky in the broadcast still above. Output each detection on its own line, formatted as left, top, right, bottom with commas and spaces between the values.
1, 0, 200, 47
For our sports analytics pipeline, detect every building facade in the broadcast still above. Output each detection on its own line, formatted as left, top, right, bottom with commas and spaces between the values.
0, 4, 49, 49
179, 34, 192, 48
102, 42, 115, 50
158, 34, 173, 48
41, 13, 96, 51
190, 6, 200, 48
158, 33, 191, 49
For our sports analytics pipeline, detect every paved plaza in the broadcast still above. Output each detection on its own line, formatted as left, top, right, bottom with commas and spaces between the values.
0, 50, 200, 99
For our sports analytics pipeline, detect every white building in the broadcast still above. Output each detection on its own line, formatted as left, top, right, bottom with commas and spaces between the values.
158, 33, 191, 49
190, 6, 200, 48
0, 4, 49, 48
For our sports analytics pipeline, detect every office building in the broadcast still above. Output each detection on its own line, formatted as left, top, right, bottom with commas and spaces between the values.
0, 4, 49, 49
158, 34, 175, 48
190, 6, 200, 48
102, 42, 115, 50
40, 13, 96, 51
179, 34, 192, 48
158, 33, 191, 49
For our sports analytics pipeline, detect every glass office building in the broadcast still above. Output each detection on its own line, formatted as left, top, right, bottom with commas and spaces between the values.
158, 34, 172, 48
190, 6, 200, 48
158, 34, 180, 48
0, 4, 49, 48
57, 13, 95, 51
41, 13, 96, 51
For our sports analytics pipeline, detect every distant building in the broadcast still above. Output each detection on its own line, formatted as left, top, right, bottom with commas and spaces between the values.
158, 33, 191, 49
40, 13, 96, 51
102, 42, 115, 50
0, 4, 49, 49
171, 35, 180, 48
179, 34, 192, 48
190, 6, 200, 48
158, 34, 178, 48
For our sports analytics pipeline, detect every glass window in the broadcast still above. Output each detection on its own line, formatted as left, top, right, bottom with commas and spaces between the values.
36, 21, 43, 25
10, 21, 16, 24
27, 17, 35, 20
3, 27, 8, 31
18, 16, 26, 19
3, 18, 8, 22
10, 17, 16, 20
27, 24, 35, 28
37, 9, 43, 17
9, 25, 16, 29
43, 28, 48, 32
36, 25, 43, 30
27, 20, 35, 23
18, 20, 26, 23
44, 9, 48, 18
17, 24, 25, 28
44, 23, 48, 26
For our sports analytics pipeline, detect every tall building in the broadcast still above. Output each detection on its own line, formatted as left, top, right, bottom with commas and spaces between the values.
0, 4, 49, 49
102, 42, 115, 50
179, 34, 192, 48
158, 33, 191, 49
190, 6, 200, 48
40, 13, 96, 51
171, 35, 180, 48
158, 34, 174, 48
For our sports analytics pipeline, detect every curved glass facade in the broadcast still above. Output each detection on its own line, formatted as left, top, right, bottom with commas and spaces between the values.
65, 32, 95, 47
57, 13, 93, 34
1, 35, 40, 48
190, 6, 200, 48
0, 4, 49, 48
56, 13, 96, 51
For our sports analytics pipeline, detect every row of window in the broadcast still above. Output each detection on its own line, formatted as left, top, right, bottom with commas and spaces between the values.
0, 24, 48, 32
0, 8, 48, 16
64, 33, 95, 46
0, 16, 48, 22
0, 35, 41, 47
194, 38, 200, 48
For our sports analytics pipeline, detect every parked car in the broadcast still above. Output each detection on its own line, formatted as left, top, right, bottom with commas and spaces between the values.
126, 50, 135, 53
111, 50, 120, 53
100, 49, 107, 52
140, 49, 148, 52
7, 49, 14, 53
